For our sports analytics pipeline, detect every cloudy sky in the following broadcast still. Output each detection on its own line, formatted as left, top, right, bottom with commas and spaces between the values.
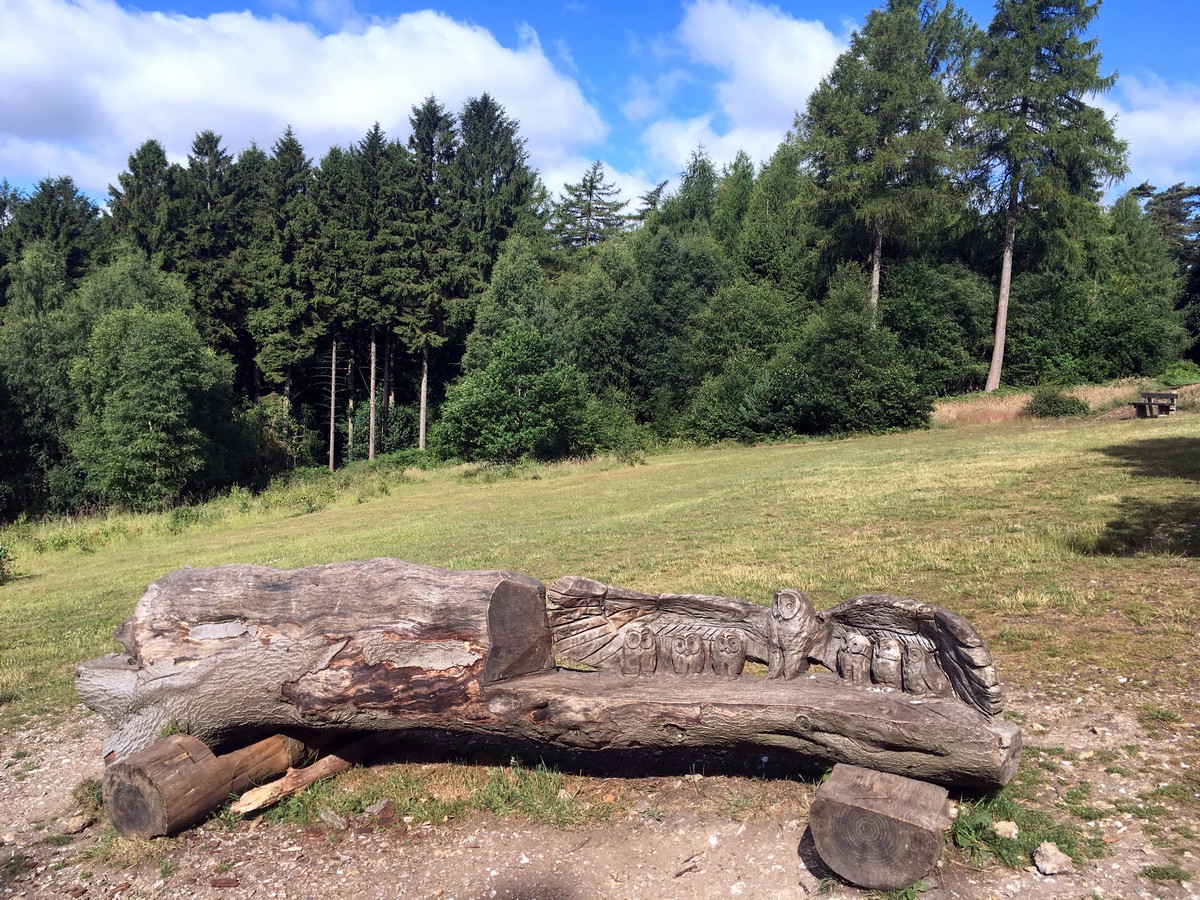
3, 0, 1199, 207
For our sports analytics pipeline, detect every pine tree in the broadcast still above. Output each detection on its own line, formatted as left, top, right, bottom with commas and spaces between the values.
402, 96, 467, 449
968, 0, 1127, 391
552, 161, 627, 248
799, 0, 971, 315
107, 139, 184, 265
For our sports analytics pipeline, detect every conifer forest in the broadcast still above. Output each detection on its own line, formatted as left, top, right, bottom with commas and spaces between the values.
1, 0, 1197, 519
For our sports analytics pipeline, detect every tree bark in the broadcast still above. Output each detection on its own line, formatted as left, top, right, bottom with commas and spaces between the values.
368, 327, 377, 461
77, 561, 1020, 788
327, 341, 337, 471
869, 217, 883, 322
418, 345, 429, 451
230, 735, 378, 816
809, 763, 950, 890
985, 178, 1019, 393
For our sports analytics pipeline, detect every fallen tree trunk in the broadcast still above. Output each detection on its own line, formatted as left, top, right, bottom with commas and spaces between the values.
77, 560, 1020, 788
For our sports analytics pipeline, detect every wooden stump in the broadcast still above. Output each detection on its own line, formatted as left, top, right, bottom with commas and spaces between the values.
102, 733, 303, 838
808, 763, 951, 890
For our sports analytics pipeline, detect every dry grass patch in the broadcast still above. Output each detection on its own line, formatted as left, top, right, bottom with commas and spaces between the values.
933, 380, 1154, 427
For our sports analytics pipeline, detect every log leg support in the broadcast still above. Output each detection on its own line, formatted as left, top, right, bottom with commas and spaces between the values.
808, 763, 951, 891
103, 733, 304, 838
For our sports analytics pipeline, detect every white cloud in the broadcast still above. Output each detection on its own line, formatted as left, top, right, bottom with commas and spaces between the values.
622, 70, 690, 123
540, 154, 656, 213
1105, 74, 1200, 190
631, 0, 845, 175
0, 0, 605, 198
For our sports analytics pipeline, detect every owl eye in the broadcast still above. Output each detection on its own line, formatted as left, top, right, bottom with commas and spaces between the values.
625, 631, 641, 648
686, 634, 702, 652
640, 630, 656, 649
673, 635, 688, 651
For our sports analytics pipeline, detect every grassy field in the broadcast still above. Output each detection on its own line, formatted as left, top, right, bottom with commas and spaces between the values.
2, 408, 1199, 725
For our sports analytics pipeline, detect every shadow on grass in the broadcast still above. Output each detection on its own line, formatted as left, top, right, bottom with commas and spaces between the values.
1096, 437, 1200, 481
1075, 496, 1200, 558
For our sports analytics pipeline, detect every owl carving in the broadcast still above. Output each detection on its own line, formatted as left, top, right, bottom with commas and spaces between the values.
902, 644, 954, 698
710, 630, 746, 677
767, 589, 825, 680
619, 626, 658, 676
836, 633, 873, 686
871, 637, 903, 689
670, 632, 707, 675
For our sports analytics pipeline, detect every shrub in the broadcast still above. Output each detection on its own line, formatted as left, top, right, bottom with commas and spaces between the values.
1025, 386, 1090, 418
0, 544, 13, 584
433, 327, 596, 464
1160, 359, 1200, 387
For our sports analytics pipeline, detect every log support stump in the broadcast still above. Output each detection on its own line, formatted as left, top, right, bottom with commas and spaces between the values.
103, 733, 303, 838
808, 763, 951, 891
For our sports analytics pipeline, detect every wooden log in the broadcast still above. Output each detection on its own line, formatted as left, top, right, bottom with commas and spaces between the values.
103, 733, 303, 838
76, 559, 553, 762
808, 763, 951, 891
230, 736, 378, 816
77, 560, 1020, 788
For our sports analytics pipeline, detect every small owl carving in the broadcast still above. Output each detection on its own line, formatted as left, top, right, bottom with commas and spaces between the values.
902, 644, 953, 698
620, 626, 658, 676
871, 637, 903, 689
670, 632, 707, 675
710, 630, 746, 677
836, 633, 873, 686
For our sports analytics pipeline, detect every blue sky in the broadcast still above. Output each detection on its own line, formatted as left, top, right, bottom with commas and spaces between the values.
3, 0, 1199, 207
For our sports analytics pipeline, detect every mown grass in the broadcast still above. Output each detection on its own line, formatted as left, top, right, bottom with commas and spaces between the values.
2, 412, 1200, 725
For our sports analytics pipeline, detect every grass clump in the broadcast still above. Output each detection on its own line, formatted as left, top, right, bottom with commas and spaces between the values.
952, 785, 1105, 868
1025, 386, 1090, 418
1141, 863, 1193, 883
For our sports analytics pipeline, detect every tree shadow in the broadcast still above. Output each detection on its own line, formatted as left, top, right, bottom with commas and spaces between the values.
1078, 496, 1200, 558
1096, 437, 1200, 482
1079, 437, 1200, 557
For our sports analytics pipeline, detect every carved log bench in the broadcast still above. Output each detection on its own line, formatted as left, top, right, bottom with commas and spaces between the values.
77, 560, 1022, 834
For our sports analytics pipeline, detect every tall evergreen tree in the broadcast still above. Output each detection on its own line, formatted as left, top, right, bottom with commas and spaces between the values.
453, 94, 539, 287
551, 161, 628, 248
968, 0, 1127, 391
403, 96, 466, 449
107, 139, 185, 265
799, 0, 971, 314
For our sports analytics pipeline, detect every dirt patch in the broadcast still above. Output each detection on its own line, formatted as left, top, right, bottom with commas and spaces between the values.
2, 684, 1198, 900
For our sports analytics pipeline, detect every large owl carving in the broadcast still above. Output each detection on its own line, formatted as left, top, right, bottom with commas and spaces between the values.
619, 626, 658, 676
670, 632, 707, 675
710, 630, 746, 677
766, 589, 825, 680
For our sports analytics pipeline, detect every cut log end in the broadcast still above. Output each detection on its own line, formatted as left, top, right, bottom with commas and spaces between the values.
809, 764, 951, 891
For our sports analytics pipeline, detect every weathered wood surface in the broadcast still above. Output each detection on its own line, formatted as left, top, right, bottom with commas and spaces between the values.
103, 733, 302, 837
78, 560, 1020, 788
76, 559, 553, 761
230, 735, 380, 816
809, 763, 951, 890
547, 577, 1003, 715
486, 670, 1020, 788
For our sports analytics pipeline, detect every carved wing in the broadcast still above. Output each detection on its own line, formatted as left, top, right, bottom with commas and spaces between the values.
819, 594, 1003, 716
547, 575, 770, 670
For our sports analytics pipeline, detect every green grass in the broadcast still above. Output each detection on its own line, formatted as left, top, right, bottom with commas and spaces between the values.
3, 414, 1200, 724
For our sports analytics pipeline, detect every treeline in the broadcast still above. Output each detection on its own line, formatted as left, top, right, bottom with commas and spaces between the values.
1, 0, 1197, 519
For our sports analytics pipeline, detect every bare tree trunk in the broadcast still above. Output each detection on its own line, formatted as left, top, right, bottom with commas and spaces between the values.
327, 342, 337, 472
368, 328, 377, 461
381, 335, 392, 442
985, 181, 1020, 393
869, 218, 883, 323
418, 345, 429, 451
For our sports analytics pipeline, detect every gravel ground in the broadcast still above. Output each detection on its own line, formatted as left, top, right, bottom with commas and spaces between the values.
2, 682, 1198, 899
